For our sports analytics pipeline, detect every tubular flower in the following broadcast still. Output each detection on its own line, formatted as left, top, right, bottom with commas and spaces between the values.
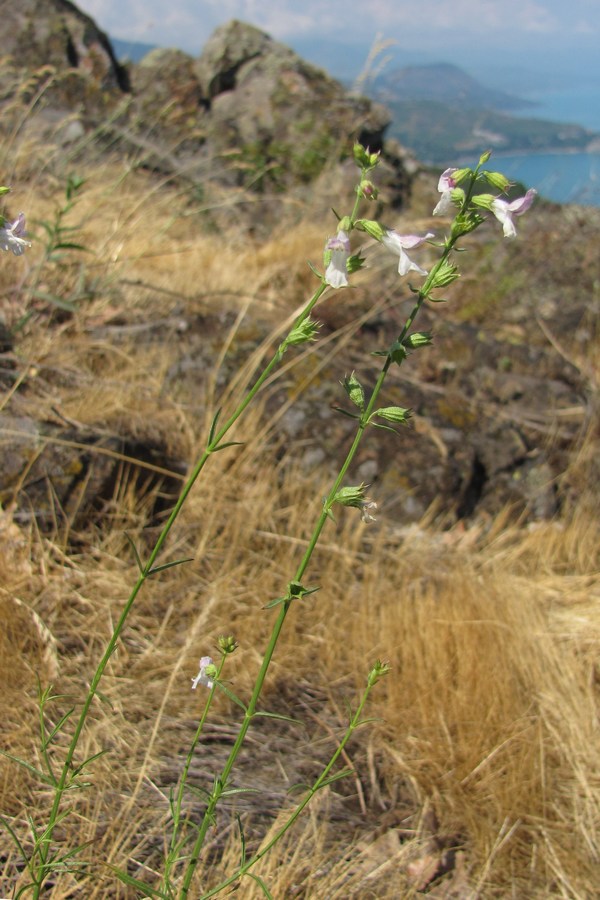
0, 212, 31, 255
325, 229, 351, 288
191, 656, 215, 690
491, 189, 537, 238
381, 230, 434, 276
433, 168, 459, 216
359, 499, 378, 523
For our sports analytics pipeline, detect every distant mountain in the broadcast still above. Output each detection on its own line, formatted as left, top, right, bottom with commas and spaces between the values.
373, 63, 533, 112
111, 36, 157, 63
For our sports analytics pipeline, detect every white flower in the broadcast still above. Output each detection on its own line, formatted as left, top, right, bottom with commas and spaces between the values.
0, 212, 31, 255
491, 189, 537, 238
360, 499, 378, 523
381, 229, 434, 276
191, 655, 215, 690
433, 167, 459, 216
325, 229, 351, 288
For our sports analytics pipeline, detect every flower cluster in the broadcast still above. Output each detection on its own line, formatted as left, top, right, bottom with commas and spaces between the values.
321, 148, 535, 295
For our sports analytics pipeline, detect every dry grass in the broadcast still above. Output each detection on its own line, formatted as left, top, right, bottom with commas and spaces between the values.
1, 144, 599, 899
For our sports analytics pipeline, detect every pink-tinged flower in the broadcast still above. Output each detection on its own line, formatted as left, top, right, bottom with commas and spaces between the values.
381, 230, 434, 276
0, 212, 31, 255
191, 656, 215, 690
360, 498, 377, 523
325, 229, 351, 288
491, 189, 537, 238
433, 168, 459, 216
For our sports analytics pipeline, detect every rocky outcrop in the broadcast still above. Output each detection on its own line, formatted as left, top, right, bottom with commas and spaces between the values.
1, 0, 129, 94
0, 9, 412, 218
124, 20, 410, 213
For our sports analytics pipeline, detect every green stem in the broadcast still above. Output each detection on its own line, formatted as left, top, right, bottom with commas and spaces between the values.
200, 672, 379, 898
31, 282, 327, 899
162, 656, 227, 896
179, 224, 464, 897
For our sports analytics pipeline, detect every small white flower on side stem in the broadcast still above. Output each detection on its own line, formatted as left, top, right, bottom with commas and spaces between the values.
192, 656, 215, 690
324, 230, 351, 288
0, 212, 31, 255
433, 168, 459, 216
491, 189, 537, 238
381, 230, 434, 276
360, 499, 378, 523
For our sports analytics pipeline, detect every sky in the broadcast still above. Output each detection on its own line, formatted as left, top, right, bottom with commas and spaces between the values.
76, 0, 599, 85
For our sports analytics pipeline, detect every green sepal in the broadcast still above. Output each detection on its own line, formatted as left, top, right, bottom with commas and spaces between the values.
372, 406, 411, 425
402, 331, 433, 349
485, 170, 511, 191
0, 186, 10, 196
265, 580, 319, 609
341, 371, 365, 409
389, 341, 409, 366
430, 260, 460, 289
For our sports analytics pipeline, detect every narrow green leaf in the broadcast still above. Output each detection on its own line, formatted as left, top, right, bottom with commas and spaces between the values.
212, 440, 244, 452
0, 751, 56, 786
214, 681, 247, 712
29, 290, 78, 312
208, 408, 221, 445
124, 532, 144, 573
371, 422, 400, 435
254, 711, 302, 726
185, 783, 212, 802
53, 241, 90, 252
332, 406, 360, 420
110, 865, 167, 897
42, 708, 74, 749
236, 813, 247, 866
71, 748, 108, 776
318, 767, 355, 787
221, 787, 262, 798
263, 595, 286, 609
0, 816, 33, 875
247, 873, 274, 899
147, 556, 194, 576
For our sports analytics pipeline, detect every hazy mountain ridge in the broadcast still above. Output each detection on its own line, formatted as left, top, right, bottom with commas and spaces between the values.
373, 62, 533, 111
109, 35, 600, 168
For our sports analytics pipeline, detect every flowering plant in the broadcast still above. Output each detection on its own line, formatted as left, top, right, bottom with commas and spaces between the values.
3, 148, 536, 899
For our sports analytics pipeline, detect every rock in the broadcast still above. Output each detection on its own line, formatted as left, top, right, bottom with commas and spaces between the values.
1, 0, 129, 94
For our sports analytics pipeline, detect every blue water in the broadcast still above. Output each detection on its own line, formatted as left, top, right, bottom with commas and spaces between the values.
499, 84, 600, 206
492, 152, 600, 206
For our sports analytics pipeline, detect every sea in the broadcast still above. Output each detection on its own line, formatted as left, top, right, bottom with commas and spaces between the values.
494, 85, 600, 207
